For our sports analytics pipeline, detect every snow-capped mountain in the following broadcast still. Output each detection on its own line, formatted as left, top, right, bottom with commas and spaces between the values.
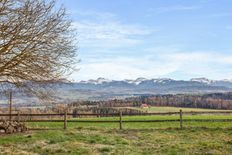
79, 77, 178, 85
2, 77, 231, 103
80, 77, 112, 84
78, 77, 231, 86
83, 77, 232, 86
52, 77, 231, 100
125, 77, 147, 85
153, 78, 174, 84
72, 77, 232, 92
190, 78, 214, 84
221, 79, 232, 83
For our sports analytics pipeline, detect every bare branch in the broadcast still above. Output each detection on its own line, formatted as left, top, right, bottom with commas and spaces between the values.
0, 0, 78, 98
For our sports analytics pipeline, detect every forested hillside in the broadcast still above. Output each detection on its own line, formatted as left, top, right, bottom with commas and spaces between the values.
70, 92, 232, 110
132, 93, 232, 109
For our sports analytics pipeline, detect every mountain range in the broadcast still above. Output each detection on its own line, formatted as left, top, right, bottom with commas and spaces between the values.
53, 77, 232, 101
1, 77, 232, 105
79, 77, 232, 86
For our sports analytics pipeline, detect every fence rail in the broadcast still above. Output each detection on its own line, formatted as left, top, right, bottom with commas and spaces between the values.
1, 111, 232, 117
1, 110, 232, 130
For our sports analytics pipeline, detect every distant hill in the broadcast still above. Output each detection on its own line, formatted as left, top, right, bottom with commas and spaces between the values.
53, 77, 232, 100
1, 77, 232, 105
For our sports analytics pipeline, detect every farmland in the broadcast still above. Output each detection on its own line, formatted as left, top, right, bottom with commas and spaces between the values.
1, 127, 232, 154
131, 106, 231, 113
1, 107, 232, 154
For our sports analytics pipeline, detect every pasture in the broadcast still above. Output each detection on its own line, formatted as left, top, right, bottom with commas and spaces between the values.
132, 106, 231, 112
1, 107, 232, 154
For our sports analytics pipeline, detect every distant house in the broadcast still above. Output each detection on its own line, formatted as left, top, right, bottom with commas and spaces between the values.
140, 104, 149, 108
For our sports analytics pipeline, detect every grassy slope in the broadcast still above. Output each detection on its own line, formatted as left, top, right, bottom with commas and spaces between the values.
26, 114, 232, 129
1, 107, 232, 154
1, 127, 232, 155
132, 106, 232, 113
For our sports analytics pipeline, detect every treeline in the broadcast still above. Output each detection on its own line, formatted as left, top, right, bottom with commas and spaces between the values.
69, 100, 135, 108
70, 92, 232, 110
132, 92, 232, 109
1, 93, 231, 117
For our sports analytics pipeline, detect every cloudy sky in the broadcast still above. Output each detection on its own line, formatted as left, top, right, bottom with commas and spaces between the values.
58, 0, 232, 81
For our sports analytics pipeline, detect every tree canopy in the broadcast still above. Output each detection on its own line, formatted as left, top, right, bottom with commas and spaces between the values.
0, 0, 77, 96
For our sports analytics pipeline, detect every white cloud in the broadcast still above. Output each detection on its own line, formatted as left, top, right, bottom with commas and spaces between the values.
71, 49, 232, 81
71, 56, 179, 80
68, 10, 232, 81
73, 21, 153, 49
71, 11, 154, 49
164, 51, 232, 65
153, 50, 232, 79
69, 10, 117, 21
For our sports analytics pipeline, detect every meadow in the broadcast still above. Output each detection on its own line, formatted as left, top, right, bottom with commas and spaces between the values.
132, 106, 231, 113
1, 107, 232, 155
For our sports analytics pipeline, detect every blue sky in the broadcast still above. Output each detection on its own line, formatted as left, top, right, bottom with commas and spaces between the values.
58, 0, 232, 81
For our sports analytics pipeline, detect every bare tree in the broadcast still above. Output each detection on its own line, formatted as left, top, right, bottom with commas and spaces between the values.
0, 0, 78, 97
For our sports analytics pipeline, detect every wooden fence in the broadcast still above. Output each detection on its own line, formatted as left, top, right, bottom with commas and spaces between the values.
1, 110, 232, 130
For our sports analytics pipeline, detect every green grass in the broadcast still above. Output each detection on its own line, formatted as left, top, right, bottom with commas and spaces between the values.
25, 113, 232, 130
1, 127, 232, 154
1, 106, 232, 154
132, 106, 232, 113
24, 106, 232, 130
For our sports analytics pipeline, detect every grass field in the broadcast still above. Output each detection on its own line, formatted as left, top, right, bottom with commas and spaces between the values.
132, 106, 231, 113
1, 127, 232, 154
25, 114, 232, 130
1, 107, 232, 155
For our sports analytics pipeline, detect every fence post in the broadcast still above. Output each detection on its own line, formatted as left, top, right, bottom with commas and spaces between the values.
119, 111, 122, 130
64, 111, 67, 130
29, 109, 32, 121
17, 111, 20, 122
9, 91, 12, 122
180, 109, 183, 129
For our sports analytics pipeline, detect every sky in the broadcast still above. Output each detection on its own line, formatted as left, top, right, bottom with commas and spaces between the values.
57, 0, 232, 81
